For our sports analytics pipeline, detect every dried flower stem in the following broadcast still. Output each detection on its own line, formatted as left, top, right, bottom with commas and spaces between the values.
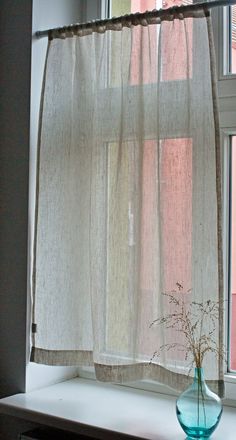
149, 284, 225, 371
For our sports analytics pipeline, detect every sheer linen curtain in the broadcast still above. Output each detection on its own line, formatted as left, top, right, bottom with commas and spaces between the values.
31, 8, 224, 394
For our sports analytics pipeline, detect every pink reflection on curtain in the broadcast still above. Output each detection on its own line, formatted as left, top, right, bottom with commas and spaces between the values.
130, 0, 193, 84
161, 17, 192, 81
130, 2, 193, 358
161, 1, 193, 81
160, 138, 192, 293
138, 140, 158, 354
233, 45, 236, 73
138, 139, 192, 357
160, 138, 192, 363
130, 0, 157, 85
139, 139, 192, 295
140, 141, 158, 292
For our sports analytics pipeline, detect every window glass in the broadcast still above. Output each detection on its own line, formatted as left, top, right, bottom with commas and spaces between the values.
111, 0, 193, 16
230, 136, 236, 371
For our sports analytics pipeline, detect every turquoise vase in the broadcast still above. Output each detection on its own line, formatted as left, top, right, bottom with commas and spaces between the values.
176, 368, 222, 439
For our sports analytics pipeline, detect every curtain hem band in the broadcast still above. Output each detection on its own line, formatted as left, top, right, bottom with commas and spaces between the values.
31, 347, 224, 397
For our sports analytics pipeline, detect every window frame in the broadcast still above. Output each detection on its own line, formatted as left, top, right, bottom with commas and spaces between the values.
223, 132, 236, 376
214, 4, 236, 386
25, 0, 236, 403
218, 6, 236, 78
228, 134, 236, 373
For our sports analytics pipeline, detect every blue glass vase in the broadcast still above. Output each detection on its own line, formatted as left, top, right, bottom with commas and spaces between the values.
176, 368, 222, 439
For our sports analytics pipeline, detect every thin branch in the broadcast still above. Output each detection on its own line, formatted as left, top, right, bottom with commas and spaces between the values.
149, 284, 226, 372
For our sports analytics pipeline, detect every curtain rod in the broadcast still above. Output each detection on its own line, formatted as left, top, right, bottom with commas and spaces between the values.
36, 0, 236, 39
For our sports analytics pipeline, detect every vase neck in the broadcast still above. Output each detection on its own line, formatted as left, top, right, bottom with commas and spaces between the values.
194, 367, 205, 382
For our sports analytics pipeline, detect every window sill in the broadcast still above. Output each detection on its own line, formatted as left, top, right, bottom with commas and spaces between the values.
0, 378, 236, 440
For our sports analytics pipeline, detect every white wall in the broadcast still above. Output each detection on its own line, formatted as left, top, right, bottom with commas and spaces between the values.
83, 0, 105, 20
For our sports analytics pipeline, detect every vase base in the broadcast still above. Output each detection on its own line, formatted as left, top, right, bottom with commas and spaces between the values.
185, 436, 211, 439
182, 425, 215, 438
186, 437, 211, 440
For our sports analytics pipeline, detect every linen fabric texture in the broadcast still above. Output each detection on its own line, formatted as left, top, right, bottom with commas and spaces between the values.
32, 9, 224, 395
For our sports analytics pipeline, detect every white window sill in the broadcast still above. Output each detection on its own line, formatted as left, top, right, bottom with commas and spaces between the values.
0, 378, 236, 440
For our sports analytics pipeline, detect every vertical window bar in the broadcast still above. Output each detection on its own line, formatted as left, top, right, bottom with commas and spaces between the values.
228, 136, 233, 371
229, 135, 236, 373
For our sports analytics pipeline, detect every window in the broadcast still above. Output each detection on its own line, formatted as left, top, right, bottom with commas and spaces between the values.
97, 0, 236, 399
27, 0, 236, 402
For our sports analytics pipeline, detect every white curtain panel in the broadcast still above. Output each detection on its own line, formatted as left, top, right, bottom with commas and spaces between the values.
32, 9, 224, 394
